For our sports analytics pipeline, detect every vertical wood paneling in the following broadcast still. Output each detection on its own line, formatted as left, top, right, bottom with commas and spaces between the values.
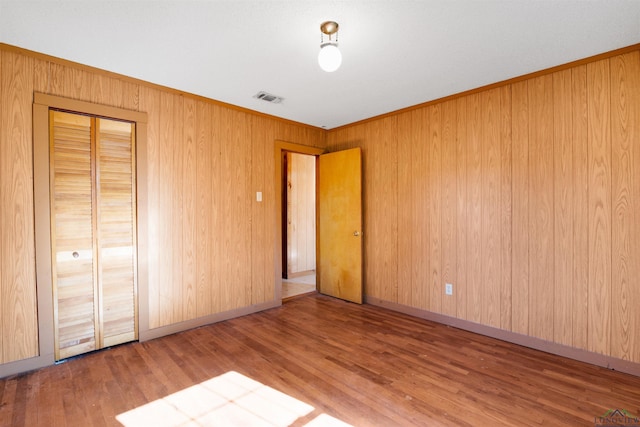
571, 65, 589, 350
511, 80, 529, 335
33, 58, 48, 93
250, 117, 266, 304
466, 93, 482, 323
4, 43, 640, 371
0, 50, 38, 363
455, 97, 468, 320
220, 108, 252, 311
321, 48, 640, 366
553, 69, 574, 346
182, 97, 196, 319
209, 104, 223, 314
396, 112, 413, 307
1, 45, 330, 370
587, 59, 612, 355
528, 75, 554, 342
428, 105, 442, 314
171, 95, 184, 322
481, 88, 501, 328
158, 91, 175, 326
441, 100, 457, 317
611, 51, 640, 361
196, 101, 213, 317
499, 85, 513, 331
139, 86, 161, 328
411, 110, 429, 310
367, 117, 398, 302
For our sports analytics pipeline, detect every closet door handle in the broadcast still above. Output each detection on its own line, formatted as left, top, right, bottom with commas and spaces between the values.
72, 251, 79, 259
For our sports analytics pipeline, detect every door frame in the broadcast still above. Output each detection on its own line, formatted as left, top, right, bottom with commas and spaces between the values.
273, 141, 323, 301
31, 93, 147, 370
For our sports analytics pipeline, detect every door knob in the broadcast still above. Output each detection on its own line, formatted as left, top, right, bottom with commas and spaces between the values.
353, 231, 361, 237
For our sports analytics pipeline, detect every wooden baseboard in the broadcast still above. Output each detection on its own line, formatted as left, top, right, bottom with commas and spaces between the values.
139, 299, 281, 341
0, 353, 55, 380
365, 296, 640, 378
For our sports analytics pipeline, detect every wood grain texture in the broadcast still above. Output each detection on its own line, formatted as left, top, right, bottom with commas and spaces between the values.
511, 80, 530, 336
0, 44, 328, 372
587, 59, 612, 355
366, 117, 398, 302
158, 91, 175, 326
481, 88, 501, 328
499, 85, 512, 331
552, 68, 575, 347
221, 108, 252, 311
2, 294, 640, 426
410, 110, 429, 310
571, 65, 589, 351
171, 94, 184, 322
396, 111, 413, 307
50, 111, 97, 360
428, 105, 442, 315
182, 97, 197, 320
3, 42, 640, 372
610, 51, 640, 362
1, 50, 38, 363
196, 101, 213, 317
138, 86, 161, 329
528, 75, 554, 342
466, 93, 483, 323
250, 116, 268, 305
96, 118, 137, 348
318, 148, 363, 304
455, 97, 468, 320
440, 100, 457, 317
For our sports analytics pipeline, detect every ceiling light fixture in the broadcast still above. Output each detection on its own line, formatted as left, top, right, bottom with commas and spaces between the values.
318, 21, 341, 72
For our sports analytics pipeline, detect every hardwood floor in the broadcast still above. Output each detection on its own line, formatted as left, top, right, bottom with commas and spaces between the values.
1, 294, 640, 426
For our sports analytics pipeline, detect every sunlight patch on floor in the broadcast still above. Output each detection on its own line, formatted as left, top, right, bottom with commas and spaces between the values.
116, 371, 352, 427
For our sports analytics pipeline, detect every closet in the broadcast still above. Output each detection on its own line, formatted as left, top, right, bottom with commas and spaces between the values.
50, 110, 138, 360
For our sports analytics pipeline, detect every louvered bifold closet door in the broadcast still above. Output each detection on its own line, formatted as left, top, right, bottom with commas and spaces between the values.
96, 118, 137, 348
51, 111, 138, 361
50, 111, 98, 360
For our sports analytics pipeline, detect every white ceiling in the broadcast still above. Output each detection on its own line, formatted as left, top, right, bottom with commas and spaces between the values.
2, 1, 640, 129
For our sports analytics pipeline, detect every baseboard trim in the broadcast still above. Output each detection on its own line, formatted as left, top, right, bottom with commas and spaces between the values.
365, 296, 640, 378
139, 299, 281, 341
0, 353, 55, 379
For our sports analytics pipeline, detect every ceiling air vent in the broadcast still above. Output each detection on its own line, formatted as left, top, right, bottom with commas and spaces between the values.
254, 91, 284, 104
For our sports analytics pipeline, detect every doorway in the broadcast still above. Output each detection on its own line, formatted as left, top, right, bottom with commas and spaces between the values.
274, 142, 323, 301
282, 152, 317, 299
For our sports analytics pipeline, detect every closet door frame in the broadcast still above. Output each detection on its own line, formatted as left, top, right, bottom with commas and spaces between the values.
33, 93, 148, 365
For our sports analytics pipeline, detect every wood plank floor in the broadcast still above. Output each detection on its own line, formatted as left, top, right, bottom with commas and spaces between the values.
1, 294, 640, 426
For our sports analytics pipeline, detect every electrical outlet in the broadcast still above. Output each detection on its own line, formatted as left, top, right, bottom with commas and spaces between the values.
445, 283, 453, 296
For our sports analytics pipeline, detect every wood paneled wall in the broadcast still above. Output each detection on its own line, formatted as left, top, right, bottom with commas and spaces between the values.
327, 49, 640, 363
286, 152, 316, 276
0, 44, 324, 365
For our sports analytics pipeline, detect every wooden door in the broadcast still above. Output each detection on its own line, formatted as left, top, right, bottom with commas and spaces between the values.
50, 111, 98, 359
317, 148, 363, 304
96, 118, 137, 348
50, 110, 137, 360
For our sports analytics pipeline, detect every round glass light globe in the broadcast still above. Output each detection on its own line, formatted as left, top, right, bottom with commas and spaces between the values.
318, 44, 342, 72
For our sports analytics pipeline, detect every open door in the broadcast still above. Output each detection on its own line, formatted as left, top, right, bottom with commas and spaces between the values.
317, 147, 363, 304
